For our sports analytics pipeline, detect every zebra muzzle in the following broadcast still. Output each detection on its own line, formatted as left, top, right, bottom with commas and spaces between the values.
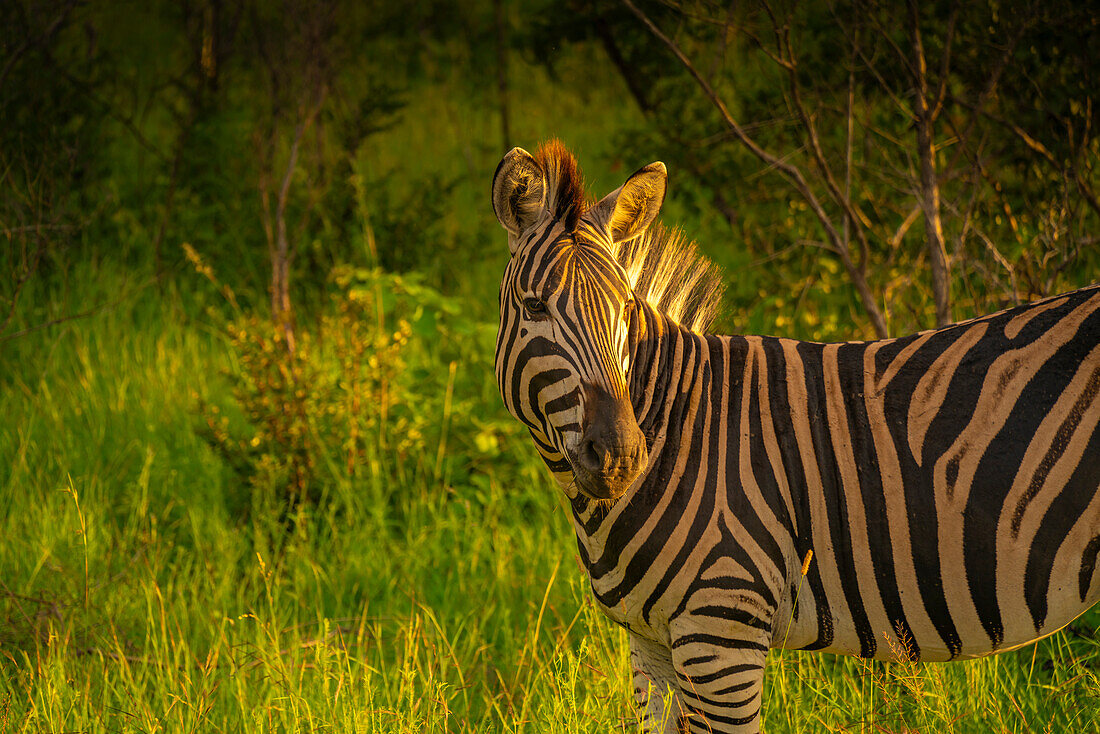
569, 384, 649, 500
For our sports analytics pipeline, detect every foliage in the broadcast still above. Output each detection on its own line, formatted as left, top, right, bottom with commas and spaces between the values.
5, 258, 1100, 733
4, 0, 1100, 731
531, 0, 1100, 339
192, 261, 525, 525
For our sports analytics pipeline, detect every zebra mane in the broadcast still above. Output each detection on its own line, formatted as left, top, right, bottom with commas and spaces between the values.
534, 140, 725, 334
612, 224, 725, 334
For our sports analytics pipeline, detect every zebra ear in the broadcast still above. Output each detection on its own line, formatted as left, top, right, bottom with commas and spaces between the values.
492, 147, 547, 250
593, 161, 667, 244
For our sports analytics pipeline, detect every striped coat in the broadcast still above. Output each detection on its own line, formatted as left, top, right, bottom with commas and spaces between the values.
492, 141, 1100, 733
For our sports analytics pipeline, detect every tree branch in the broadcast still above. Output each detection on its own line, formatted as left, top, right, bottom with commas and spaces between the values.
0, 278, 156, 344
966, 104, 1100, 220
0, 0, 79, 90
620, 0, 889, 336
778, 15, 875, 280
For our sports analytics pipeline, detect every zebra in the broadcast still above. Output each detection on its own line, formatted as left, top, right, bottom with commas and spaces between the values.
491, 140, 1100, 733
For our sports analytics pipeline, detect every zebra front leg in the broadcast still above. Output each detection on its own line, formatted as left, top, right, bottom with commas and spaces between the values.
630, 633, 686, 733
670, 627, 769, 734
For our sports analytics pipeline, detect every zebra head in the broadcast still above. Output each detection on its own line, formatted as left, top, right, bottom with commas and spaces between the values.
491, 141, 666, 501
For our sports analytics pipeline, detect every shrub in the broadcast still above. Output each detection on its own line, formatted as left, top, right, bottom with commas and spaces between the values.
195, 263, 531, 527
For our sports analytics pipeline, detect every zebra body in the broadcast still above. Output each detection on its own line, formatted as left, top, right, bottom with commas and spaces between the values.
492, 141, 1100, 732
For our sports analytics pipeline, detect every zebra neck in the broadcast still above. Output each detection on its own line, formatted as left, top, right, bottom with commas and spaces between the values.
569, 302, 714, 547
628, 302, 702, 447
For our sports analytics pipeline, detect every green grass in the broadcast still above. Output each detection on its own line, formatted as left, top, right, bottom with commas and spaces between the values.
5, 6, 1100, 729
3, 55, 1100, 730
0, 260, 638, 733
3, 259, 1100, 734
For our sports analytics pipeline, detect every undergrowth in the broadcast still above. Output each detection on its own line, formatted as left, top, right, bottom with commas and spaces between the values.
2, 28, 1099, 732
3, 257, 1099, 732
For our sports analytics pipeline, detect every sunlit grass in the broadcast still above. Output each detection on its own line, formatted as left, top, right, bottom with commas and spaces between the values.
3, 266, 1100, 733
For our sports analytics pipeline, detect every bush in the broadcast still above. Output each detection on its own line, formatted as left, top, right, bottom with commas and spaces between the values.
195, 264, 530, 527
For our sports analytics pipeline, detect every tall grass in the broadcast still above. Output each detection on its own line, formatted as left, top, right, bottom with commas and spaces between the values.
3, 48, 1100, 732
0, 259, 635, 733
3, 258, 1099, 733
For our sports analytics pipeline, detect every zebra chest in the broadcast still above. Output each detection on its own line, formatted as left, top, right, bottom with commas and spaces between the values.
585, 567, 673, 645
578, 504, 790, 648
589, 581, 664, 642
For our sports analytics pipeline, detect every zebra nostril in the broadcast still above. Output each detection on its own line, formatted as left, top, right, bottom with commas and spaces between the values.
581, 436, 606, 472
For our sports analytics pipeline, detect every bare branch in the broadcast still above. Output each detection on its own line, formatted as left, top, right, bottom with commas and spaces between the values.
735, 6, 793, 71
863, 1, 919, 82
0, 0, 79, 90
620, 0, 889, 336
966, 104, 1100, 220
890, 205, 921, 249
828, 4, 914, 121
930, 7, 957, 120
778, 14, 876, 279
939, 12, 1029, 177
0, 278, 157, 345
707, 1, 739, 80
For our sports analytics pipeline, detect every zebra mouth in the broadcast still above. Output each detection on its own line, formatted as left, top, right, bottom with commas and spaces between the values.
572, 466, 634, 501
569, 447, 647, 501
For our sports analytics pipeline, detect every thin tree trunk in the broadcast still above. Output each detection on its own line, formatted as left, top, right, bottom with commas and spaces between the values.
272, 122, 303, 355
910, 1, 951, 327
263, 89, 326, 356
494, 0, 510, 151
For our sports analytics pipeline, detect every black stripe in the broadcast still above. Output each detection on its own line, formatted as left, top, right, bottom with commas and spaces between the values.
744, 339, 796, 557
683, 701, 760, 727
879, 327, 965, 657
761, 336, 834, 649
1024, 408, 1100, 630
1080, 535, 1100, 602
719, 337, 787, 592
677, 663, 761, 686
690, 605, 771, 629
1011, 361, 1100, 537
800, 341, 878, 658
672, 633, 768, 652
837, 341, 918, 658
589, 334, 704, 578
543, 387, 581, 417
635, 351, 715, 619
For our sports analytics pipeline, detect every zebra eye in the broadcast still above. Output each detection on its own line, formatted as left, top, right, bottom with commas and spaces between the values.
523, 297, 547, 316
